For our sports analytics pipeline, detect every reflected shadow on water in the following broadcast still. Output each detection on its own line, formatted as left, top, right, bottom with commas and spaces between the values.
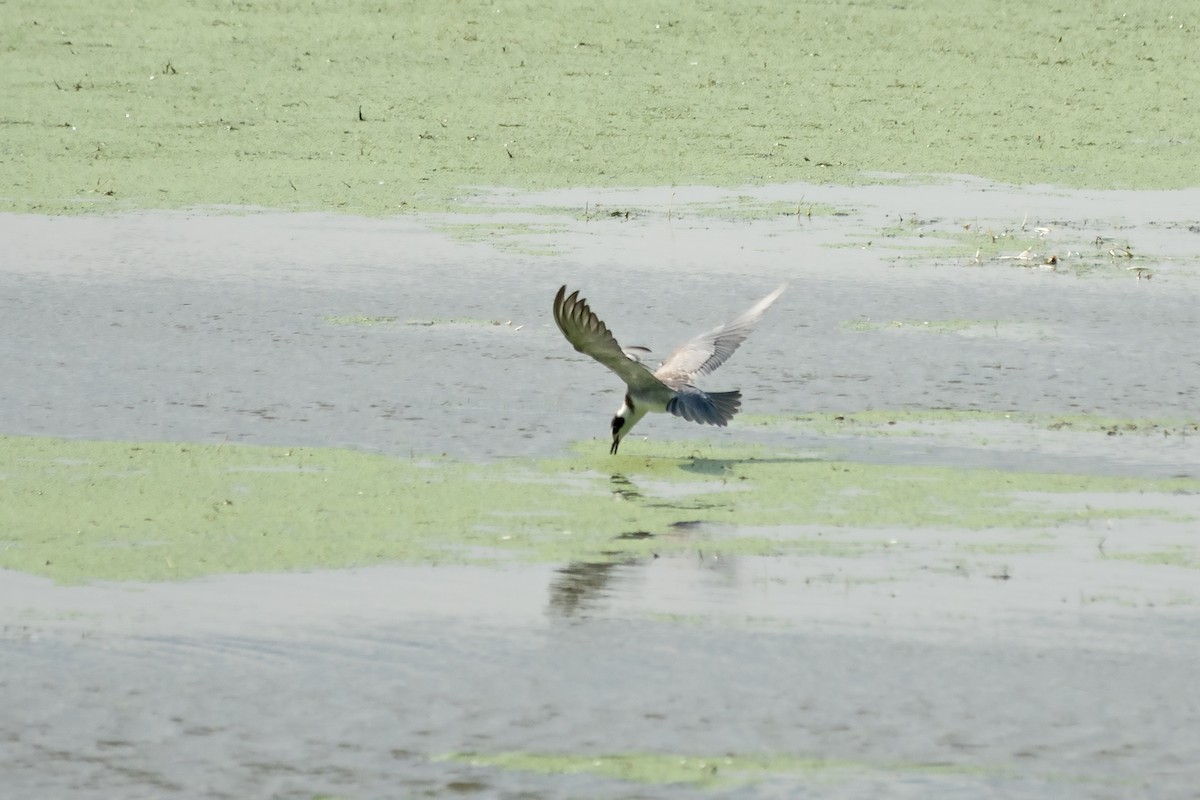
548, 560, 637, 619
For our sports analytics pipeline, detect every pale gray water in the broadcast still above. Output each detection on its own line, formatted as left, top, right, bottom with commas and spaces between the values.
2, 178, 1199, 798
2, 182, 1197, 473
4, 561, 1198, 799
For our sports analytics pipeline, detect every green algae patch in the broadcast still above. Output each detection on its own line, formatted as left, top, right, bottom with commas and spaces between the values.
442, 751, 858, 788
1110, 547, 1200, 570
849, 215, 1187, 275
839, 318, 982, 334
401, 317, 517, 327
2, 434, 1195, 584
679, 197, 840, 222
956, 540, 1056, 556
433, 220, 571, 256
321, 315, 398, 326
4, 0, 1200, 216
0, 436, 490, 583
440, 751, 1054, 790
744, 409, 1200, 438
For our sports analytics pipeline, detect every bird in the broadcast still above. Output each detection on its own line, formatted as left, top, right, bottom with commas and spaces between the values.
552, 283, 786, 454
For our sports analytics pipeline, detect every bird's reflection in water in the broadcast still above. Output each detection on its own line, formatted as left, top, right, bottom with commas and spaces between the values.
544, 474, 650, 619
548, 550, 741, 620
548, 559, 639, 619
550, 471, 743, 618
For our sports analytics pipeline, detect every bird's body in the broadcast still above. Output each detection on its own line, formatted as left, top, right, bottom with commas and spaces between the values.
552, 283, 785, 453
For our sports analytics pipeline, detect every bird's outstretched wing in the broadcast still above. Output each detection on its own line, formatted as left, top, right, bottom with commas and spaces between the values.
553, 286, 668, 394
655, 283, 786, 387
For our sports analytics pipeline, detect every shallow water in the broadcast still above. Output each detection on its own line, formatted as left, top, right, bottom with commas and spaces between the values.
3, 179, 1198, 467
3, 179, 1199, 797
5, 560, 1199, 798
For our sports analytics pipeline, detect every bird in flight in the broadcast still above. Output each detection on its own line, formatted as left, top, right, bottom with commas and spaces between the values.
552, 283, 786, 454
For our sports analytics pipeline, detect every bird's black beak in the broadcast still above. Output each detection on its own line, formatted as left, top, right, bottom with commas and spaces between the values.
610, 436, 620, 455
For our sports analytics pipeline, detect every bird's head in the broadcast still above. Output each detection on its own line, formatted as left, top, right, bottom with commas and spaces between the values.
610, 394, 643, 455
610, 412, 626, 454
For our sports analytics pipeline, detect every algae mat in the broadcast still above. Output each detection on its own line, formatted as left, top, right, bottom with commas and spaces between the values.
4, 0, 1199, 215
3, 433, 1196, 583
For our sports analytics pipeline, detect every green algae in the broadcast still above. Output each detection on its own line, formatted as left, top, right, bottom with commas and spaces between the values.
439, 750, 1071, 790
955, 540, 1056, 556
321, 315, 398, 326
442, 751, 857, 788
1110, 547, 1200, 570
839, 318, 983, 334
2, 432, 1195, 584
402, 317, 516, 327
3, 0, 1199, 216
838, 317, 1061, 342
432, 220, 571, 255
679, 197, 840, 222
846, 214, 1183, 274
744, 409, 1200, 438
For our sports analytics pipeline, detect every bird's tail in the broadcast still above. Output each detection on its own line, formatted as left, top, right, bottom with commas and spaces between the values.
666, 387, 742, 427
